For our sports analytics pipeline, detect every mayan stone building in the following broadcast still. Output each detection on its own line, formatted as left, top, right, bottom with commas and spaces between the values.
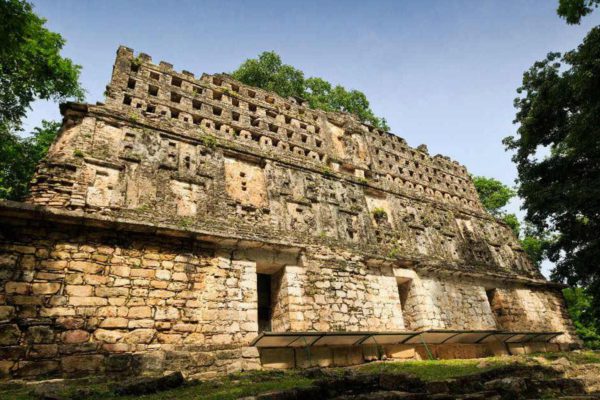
0, 46, 579, 380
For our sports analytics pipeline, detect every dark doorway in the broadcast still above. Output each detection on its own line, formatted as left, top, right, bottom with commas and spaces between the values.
257, 273, 272, 333
397, 280, 414, 330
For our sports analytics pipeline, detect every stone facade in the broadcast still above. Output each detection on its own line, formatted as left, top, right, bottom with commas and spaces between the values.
0, 46, 579, 380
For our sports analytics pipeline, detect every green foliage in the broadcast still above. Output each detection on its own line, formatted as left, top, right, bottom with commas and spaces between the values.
72, 149, 84, 158
0, 1, 83, 200
372, 207, 388, 220
199, 134, 217, 149
231, 51, 389, 130
0, 0, 84, 132
0, 120, 60, 200
357, 359, 504, 382
557, 0, 600, 23
472, 176, 515, 216
388, 246, 401, 258
501, 213, 520, 237
563, 287, 600, 349
473, 175, 549, 268
232, 51, 305, 100
321, 166, 333, 176
505, 27, 600, 314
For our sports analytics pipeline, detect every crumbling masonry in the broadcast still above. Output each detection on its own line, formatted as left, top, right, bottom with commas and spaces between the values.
0, 47, 579, 380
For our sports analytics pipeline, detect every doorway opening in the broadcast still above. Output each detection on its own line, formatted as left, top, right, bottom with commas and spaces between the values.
397, 279, 414, 330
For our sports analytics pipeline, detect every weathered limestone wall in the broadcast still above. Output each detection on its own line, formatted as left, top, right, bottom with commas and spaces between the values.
26, 46, 539, 284
0, 46, 581, 380
0, 209, 579, 379
400, 274, 497, 331
489, 287, 577, 343
0, 218, 261, 379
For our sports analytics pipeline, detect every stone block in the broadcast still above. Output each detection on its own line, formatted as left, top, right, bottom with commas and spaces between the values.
105, 353, 133, 372
28, 344, 59, 358
259, 348, 295, 369
5, 281, 30, 294
61, 329, 90, 344
66, 285, 93, 297
0, 360, 13, 377
332, 346, 364, 366
95, 286, 129, 297
110, 265, 130, 277
295, 346, 334, 368
14, 360, 59, 378
69, 296, 107, 306
61, 354, 104, 373
0, 324, 21, 345
40, 307, 76, 317
0, 306, 16, 322
129, 306, 152, 318
31, 282, 61, 295
122, 329, 156, 344
27, 326, 54, 344
383, 344, 415, 359
94, 329, 124, 343
100, 317, 129, 328
507, 343, 526, 355
69, 261, 102, 274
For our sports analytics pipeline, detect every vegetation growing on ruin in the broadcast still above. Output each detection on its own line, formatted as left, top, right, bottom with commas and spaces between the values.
371, 207, 388, 220
231, 51, 389, 130
506, 0, 600, 336
473, 175, 549, 269
0, 0, 83, 201
199, 134, 218, 149
0, 120, 61, 199
6, 354, 600, 400
563, 287, 600, 349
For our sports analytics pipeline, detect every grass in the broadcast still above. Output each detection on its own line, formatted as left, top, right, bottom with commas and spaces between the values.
529, 350, 600, 365
356, 358, 506, 381
3, 353, 599, 400
0, 370, 314, 400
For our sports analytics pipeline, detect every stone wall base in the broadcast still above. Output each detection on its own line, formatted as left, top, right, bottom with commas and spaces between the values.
258, 341, 571, 369
0, 346, 261, 381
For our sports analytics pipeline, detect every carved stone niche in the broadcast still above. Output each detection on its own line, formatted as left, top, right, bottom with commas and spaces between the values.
338, 210, 360, 242
160, 137, 179, 170
170, 179, 205, 216
365, 192, 393, 228
223, 156, 268, 208
84, 162, 122, 208
286, 201, 314, 232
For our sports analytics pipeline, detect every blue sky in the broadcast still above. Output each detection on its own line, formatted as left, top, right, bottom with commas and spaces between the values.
27, 0, 600, 276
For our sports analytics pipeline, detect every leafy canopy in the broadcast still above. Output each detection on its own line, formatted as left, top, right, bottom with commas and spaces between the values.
563, 287, 600, 349
231, 51, 389, 130
472, 176, 515, 217
0, 0, 84, 131
0, 120, 60, 200
505, 26, 600, 304
472, 176, 549, 268
0, 0, 83, 200
557, 0, 600, 24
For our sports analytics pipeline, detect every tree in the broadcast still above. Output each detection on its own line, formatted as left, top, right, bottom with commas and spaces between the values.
472, 175, 549, 268
472, 176, 515, 217
0, 0, 82, 200
232, 51, 389, 130
557, 0, 600, 24
505, 26, 600, 311
0, 0, 84, 131
0, 120, 60, 200
231, 51, 305, 100
563, 287, 600, 349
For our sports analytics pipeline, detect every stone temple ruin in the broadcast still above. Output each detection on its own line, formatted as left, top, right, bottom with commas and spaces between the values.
0, 46, 579, 380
